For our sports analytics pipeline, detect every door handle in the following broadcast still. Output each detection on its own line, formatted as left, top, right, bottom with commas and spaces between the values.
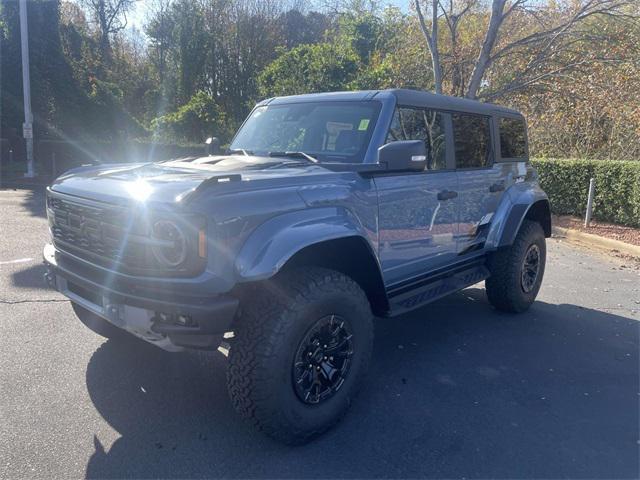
489, 181, 505, 193
437, 190, 458, 201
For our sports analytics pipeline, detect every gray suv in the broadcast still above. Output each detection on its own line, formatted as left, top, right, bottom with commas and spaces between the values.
44, 89, 551, 444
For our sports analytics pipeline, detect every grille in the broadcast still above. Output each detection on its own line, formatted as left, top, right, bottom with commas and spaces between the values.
47, 194, 152, 271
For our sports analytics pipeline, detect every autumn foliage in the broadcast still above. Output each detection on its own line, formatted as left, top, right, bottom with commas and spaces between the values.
0, 0, 638, 162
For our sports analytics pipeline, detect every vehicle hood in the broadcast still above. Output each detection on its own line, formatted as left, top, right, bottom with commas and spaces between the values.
49, 155, 336, 206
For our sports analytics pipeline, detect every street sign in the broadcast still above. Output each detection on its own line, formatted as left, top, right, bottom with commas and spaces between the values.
22, 123, 33, 139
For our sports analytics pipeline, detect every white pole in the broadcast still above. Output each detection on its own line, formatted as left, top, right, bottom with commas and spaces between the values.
584, 178, 595, 227
19, 0, 35, 178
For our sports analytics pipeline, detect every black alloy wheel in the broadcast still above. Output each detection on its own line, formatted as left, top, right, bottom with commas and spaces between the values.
520, 244, 541, 293
292, 314, 354, 404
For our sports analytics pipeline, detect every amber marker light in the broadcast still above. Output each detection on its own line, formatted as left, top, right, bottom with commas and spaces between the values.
198, 228, 207, 258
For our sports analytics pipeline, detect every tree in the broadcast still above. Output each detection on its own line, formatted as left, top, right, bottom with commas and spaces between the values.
80, 0, 136, 64
3, 0, 637, 160
145, 0, 173, 86
414, 0, 637, 100
258, 43, 360, 98
144, 0, 298, 126
151, 90, 228, 142
518, 13, 640, 159
336, 9, 383, 64
415, 0, 443, 93
1, 0, 80, 139
276, 9, 330, 50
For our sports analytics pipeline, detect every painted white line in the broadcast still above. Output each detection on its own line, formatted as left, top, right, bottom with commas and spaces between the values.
0, 258, 34, 265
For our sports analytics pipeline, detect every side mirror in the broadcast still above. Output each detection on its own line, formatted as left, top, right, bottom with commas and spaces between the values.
205, 136, 222, 155
377, 140, 427, 172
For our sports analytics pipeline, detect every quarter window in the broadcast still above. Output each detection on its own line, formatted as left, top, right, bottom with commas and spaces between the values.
386, 107, 447, 170
452, 113, 492, 168
499, 117, 527, 158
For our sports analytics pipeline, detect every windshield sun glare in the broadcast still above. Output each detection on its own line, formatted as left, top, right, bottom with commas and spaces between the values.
230, 101, 381, 164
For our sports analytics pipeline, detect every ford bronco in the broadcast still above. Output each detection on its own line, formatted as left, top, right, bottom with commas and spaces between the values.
44, 89, 550, 444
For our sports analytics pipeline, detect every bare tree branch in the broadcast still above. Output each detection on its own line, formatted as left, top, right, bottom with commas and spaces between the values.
81, 0, 136, 63
415, 0, 443, 94
465, 0, 507, 99
464, 0, 636, 99
481, 59, 596, 101
490, 0, 632, 63
440, 0, 476, 96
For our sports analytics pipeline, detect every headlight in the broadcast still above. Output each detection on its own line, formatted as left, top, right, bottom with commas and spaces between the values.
151, 220, 188, 267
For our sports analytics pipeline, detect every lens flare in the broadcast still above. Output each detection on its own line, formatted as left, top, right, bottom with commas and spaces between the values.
126, 179, 153, 202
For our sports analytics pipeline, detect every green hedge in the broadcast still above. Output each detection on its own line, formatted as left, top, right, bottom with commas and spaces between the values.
531, 159, 640, 227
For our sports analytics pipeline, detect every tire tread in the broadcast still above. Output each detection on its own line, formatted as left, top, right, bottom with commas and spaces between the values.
485, 220, 546, 313
227, 267, 373, 444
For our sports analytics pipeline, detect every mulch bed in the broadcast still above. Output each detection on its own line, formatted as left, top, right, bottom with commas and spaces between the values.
553, 215, 640, 247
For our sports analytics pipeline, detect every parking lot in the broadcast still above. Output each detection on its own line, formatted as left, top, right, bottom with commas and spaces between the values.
1, 186, 638, 479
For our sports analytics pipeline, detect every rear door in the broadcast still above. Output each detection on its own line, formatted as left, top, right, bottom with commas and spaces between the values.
453, 112, 507, 254
375, 107, 459, 286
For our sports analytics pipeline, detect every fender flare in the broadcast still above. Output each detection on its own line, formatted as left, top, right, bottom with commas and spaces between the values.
234, 207, 377, 282
486, 183, 551, 249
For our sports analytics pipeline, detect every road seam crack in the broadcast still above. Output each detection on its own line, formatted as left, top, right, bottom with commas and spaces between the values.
0, 299, 69, 305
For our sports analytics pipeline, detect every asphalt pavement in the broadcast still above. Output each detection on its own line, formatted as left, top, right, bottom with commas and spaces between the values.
1, 186, 638, 479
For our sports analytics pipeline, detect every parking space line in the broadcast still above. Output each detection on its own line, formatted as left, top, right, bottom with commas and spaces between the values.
0, 258, 34, 265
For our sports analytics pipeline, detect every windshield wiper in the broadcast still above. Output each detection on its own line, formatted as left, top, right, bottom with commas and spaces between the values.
268, 151, 318, 164
228, 148, 252, 156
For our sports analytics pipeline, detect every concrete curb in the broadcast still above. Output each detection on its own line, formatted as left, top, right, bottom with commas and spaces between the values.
552, 225, 640, 258
0, 179, 51, 188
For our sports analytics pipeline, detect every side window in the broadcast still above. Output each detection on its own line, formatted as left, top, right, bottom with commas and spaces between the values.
423, 110, 447, 170
386, 109, 404, 142
386, 107, 447, 170
499, 117, 527, 158
452, 113, 492, 168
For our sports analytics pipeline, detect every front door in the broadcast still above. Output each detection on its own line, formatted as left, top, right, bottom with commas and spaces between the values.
375, 107, 459, 286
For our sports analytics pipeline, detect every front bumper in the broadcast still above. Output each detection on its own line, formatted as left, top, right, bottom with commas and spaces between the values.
43, 243, 239, 351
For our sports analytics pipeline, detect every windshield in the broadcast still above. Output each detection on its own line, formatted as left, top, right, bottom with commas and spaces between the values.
230, 101, 381, 163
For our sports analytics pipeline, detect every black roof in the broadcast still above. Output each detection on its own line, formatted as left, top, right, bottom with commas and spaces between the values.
263, 88, 522, 117
388, 89, 522, 116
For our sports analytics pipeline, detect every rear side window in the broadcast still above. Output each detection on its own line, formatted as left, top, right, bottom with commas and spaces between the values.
499, 117, 527, 158
452, 113, 492, 168
386, 107, 447, 170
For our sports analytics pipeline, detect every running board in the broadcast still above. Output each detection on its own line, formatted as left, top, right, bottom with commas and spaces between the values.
388, 264, 490, 316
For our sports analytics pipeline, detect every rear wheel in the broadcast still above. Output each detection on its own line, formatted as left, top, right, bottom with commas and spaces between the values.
485, 220, 546, 313
227, 267, 374, 444
71, 302, 125, 340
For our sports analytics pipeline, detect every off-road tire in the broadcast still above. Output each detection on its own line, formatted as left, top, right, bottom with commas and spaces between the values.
485, 220, 546, 313
72, 302, 125, 340
227, 267, 374, 445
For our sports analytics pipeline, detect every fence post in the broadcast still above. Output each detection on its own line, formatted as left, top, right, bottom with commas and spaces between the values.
584, 178, 595, 227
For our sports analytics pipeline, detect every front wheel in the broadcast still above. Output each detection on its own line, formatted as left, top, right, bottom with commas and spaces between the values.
227, 267, 374, 444
485, 220, 546, 313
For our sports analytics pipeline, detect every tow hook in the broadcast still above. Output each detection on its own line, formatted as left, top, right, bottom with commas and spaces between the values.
43, 269, 56, 288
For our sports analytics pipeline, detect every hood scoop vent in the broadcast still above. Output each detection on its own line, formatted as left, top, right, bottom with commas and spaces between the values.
185, 173, 243, 201
202, 173, 242, 184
